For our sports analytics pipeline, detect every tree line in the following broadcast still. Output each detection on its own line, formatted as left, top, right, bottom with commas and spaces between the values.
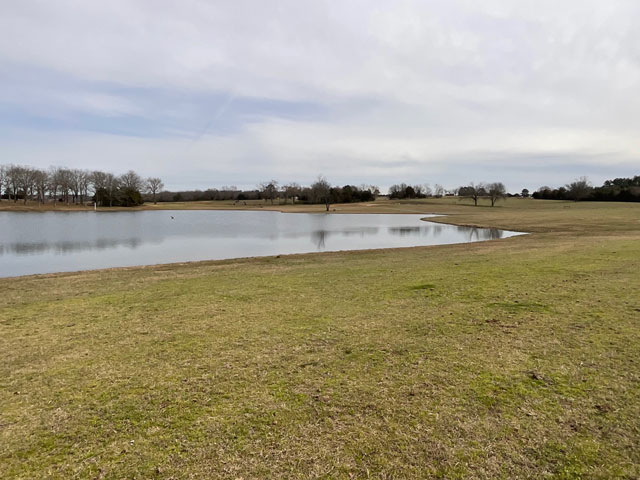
0, 164, 164, 207
533, 176, 640, 202
0, 166, 376, 210
3, 162, 636, 209
456, 182, 508, 206
159, 178, 380, 211
388, 183, 445, 199
389, 181, 509, 207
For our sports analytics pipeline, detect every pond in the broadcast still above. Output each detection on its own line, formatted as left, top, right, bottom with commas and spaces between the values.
0, 210, 524, 277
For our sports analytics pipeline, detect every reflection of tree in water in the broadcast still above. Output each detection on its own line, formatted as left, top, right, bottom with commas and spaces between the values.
388, 225, 445, 237
466, 227, 504, 242
0, 237, 147, 256
388, 226, 421, 236
384, 224, 506, 242
311, 227, 381, 250
311, 230, 327, 250
340, 227, 379, 236
487, 228, 504, 240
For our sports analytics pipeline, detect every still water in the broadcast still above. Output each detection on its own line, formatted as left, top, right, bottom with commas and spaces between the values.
0, 211, 524, 277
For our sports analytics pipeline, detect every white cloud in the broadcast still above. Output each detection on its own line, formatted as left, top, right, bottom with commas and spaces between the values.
1, 0, 639, 191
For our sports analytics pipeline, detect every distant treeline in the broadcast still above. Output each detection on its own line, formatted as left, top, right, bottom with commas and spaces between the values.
3, 162, 637, 208
533, 176, 640, 202
157, 180, 380, 210
388, 183, 445, 199
388, 181, 510, 207
0, 165, 377, 210
0, 164, 163, 206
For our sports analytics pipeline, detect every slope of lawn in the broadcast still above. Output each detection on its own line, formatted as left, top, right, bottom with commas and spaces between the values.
1, 198, 639, 478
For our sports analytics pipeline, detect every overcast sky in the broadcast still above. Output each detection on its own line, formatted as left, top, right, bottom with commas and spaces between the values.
1, 0, 638, 192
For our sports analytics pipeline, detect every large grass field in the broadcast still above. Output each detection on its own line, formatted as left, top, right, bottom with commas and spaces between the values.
1, 198, 639, 478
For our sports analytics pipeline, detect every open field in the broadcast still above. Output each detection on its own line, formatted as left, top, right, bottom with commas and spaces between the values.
1, 199, 640, 478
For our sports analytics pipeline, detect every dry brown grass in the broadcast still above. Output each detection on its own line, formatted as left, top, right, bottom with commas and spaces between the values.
1, 198, 639, 478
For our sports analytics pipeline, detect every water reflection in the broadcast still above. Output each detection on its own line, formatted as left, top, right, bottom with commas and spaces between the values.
285, 226, 380, 240
0, 211, 524, 277
387, 225, 504, 241
388, 226, 421, 236
464, 227, 504, 242
0, 237, 150, 255
311, 230, 327, 249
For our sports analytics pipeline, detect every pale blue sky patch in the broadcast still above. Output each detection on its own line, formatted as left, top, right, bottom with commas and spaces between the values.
1, 62, 331, 138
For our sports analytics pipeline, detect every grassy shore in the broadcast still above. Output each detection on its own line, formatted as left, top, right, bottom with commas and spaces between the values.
1, 198, 639, 478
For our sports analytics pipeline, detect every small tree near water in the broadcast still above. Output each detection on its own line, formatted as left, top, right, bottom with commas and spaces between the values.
146, 177, 164, 204
311, 176, 332, 211
259, 180, 279, 204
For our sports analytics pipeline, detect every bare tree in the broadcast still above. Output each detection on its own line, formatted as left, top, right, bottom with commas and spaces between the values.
282, 182, 301, 204
0, 165, 6, 201
79, 170, 91, 204
17, 167, 37, 204
57, 168, 73, 204
311, 176, 332, 211
487, 182, 507, 207
69, 169, 84, 204
146, 177, 164, 204
34, 169, 48, 204
90, 170, 118, 207
47, 167, 60, 206
119, 170, 144, 191
6, 165, 22, 202
566, 176, 592, 201
434, 184, 445, 198
469, 182, 487, 207
90, 170, 108, 190
105, 173, 120, 207
259, 180, 279, 204
90, 170, 107, 206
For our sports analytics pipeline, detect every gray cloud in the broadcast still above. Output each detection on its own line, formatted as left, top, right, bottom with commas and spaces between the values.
1, 0, 639, 192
